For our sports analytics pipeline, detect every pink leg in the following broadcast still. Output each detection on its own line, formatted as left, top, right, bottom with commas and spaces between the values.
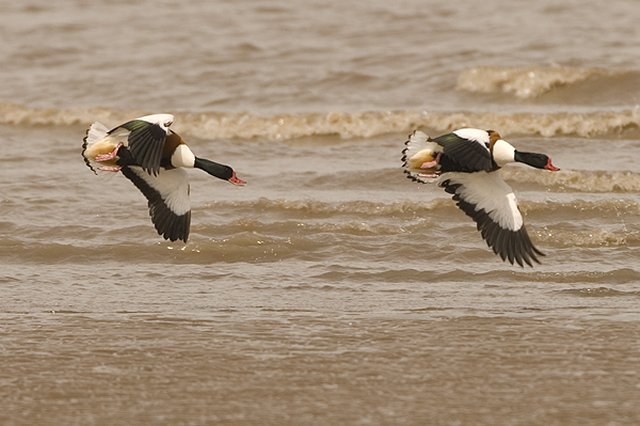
95, 143, 123, 162
420, 152, 442, 170
420, 160, 438, 169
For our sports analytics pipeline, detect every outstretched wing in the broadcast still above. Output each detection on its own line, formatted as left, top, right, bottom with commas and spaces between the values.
121, 166, 191, 243
438, 171, 544, 267
432, 132, 494, 173
110, 120, 168, 176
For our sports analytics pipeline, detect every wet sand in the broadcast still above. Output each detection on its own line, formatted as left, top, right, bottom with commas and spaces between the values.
2, 314, 639, 425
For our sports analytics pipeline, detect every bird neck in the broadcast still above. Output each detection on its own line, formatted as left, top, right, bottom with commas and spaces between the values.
194, 157, 234, 181
514, 151, 548, 169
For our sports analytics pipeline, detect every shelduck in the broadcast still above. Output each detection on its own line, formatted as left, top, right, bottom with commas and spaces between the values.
81, 113, 245, 242
401, 128, 559, 267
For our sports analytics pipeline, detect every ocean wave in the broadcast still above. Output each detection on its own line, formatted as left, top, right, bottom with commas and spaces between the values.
3, 197, 635, 267
502, 169, 640, 193
524, 197, 639, 215
197, 218, 403, 236
202, 197, 639, 222
201, 217, 640, 250
5, 224, 634, 269
204, 197, 453, 218
1, 103, 638, 140
338, 168, 640, 194
1, 233, 306, 265
556, 286, 640, 297
456, 65, 639, 99
535, 227, 640, 248
310, 267, 640, 285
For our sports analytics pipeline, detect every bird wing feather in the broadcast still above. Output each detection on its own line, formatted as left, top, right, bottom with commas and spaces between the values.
432, 133, 494, 172
438, 171, 544, 266
120, 166, 191, 243
110, 120, 168, 176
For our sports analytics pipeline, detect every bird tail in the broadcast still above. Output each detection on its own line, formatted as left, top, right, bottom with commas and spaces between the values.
81, 121, 115, 174
401, 130, 443, 183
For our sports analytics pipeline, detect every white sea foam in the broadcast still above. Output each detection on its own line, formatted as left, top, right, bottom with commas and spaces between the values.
1, 103, 638, 140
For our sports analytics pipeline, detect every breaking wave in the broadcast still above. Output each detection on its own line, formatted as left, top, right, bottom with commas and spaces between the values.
3, 195, 636, 268
456, 65, 640, 100
202, 197, 640, 222
336, 168, 640, 194
502, 169, 640, 193
0, 103, 638, 140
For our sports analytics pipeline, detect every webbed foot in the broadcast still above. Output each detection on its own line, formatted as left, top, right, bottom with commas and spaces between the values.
95, 143, 123, 162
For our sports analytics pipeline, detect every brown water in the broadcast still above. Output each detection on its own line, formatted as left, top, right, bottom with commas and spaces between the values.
1, 1, 640, 425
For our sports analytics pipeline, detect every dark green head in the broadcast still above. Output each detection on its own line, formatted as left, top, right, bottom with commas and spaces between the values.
194, 157, 246, 185
514, 151, 560, 171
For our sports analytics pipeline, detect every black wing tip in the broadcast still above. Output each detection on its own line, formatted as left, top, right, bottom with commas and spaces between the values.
81, 127, 98, 175
158, 227, 189, 244
403, 170, 429, 184
152, 207, 190, 244
495, 230, 545, 268
149, 195, 191, 244
121, 166, 191, 244
142, 166, 161, 177
401, 149, 409, 164
155, 212, 190, 243
441, 179, 546, 268
401, 142, 426, 186
483, 225, 545, 268
401, 134, 413, 166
